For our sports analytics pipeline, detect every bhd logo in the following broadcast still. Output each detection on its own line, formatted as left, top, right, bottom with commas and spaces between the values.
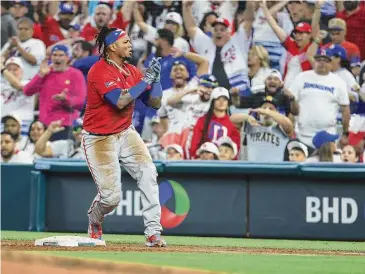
159, 180, 190, 229
306, 196, 358, 224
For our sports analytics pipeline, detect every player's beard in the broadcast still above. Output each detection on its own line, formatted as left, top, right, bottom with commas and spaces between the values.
122, 55, 132, 63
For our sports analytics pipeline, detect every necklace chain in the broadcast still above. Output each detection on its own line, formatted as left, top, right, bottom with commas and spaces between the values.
106, 58, 131, 76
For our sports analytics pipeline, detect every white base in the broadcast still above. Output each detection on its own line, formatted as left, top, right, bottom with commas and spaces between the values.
34, 236, 106, 247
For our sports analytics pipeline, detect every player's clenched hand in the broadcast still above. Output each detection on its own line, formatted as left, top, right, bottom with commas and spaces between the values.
47, 120, 65, 134
52, 89, 68, 101
143, 57, 161, 84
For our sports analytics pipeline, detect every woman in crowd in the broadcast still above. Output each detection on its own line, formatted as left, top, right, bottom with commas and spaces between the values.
306, 130, 342, 163
231, 45, 271, 108
189, 87, 240, 159
22, 120, 47, 159
341, 144, 360, 163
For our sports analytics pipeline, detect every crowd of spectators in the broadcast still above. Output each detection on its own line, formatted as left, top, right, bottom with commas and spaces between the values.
1, 0, 365, 164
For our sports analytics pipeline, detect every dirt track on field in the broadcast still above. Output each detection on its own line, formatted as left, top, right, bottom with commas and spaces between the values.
1, 240, 364, 274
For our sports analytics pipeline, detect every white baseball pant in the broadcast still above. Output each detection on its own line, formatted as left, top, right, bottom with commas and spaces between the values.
81, 125, 162, 237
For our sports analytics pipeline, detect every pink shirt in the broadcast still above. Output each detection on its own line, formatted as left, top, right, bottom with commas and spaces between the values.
24, 67, 86, 126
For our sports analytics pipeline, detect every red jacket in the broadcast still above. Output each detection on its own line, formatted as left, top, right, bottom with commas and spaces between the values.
40, 16, 66, 47
190, 113, 241, 159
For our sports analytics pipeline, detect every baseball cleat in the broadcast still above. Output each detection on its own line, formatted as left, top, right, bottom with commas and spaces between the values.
88, 223, 103, 240
145, 234, 167, 247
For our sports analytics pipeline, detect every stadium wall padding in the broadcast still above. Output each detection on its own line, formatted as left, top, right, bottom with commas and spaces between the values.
2, 160, 365, 240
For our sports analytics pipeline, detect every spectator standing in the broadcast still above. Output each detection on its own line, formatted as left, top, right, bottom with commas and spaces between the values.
189, 87, 240, 159
1, 1, 17, 48
287, 140, 309, 162
22, 120, 47, 159
288, 50, 350, 152
252, 1, 293, 70
183, 0, 252, 91
261, 1, 313, 89
24, 45, 86, 141
37, 2, 77, 47
191, 0, 238, 25
1, 131, 32, 163
1, 57, 34, 130
336, 1, 365, 61
134, 6, 189, 53
196, 142, 220, 160
341, 144, 360, 163
34, 119, 84, 159
1, 114, 28, 150
1, 17, 46, 80
306, 130, 342, 163
9, 0, 28, 20
81, 2, 131, 43
325, 18, 361, 70
230, 96, 293, 162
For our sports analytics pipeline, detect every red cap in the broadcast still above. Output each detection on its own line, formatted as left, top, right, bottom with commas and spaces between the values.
212, 18, 230, 28
295, 22, 312, 33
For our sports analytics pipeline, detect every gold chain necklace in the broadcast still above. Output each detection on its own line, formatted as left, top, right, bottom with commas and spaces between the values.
106, 58, 131, 76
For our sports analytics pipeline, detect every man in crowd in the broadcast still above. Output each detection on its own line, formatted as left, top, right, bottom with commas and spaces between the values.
9, 0, 28, 20
288, 49, 350, 154
34, 119, 84, 159
1, 57, 34, 131
232, 69, 297, 116
71, 40, 98, 79
183, 0, 252, 91
1, 114, 28, 150
81, 2, 131, 43
1, 17, 46, 80
1, 1, 17, 48
336, 0, 365, 61
230, 96, 293, 162
1, 131, 32, 163
144, 29, 196, 90
24, 45, 86, 141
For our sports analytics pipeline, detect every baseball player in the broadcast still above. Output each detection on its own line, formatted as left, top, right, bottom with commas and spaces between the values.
82, 27, 166, 247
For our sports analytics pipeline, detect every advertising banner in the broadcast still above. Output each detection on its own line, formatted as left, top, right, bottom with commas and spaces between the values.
249, 177, 365, 240
46, 173, 247, 237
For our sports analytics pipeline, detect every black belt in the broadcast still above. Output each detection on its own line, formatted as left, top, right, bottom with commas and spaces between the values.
87, 132, 115, 136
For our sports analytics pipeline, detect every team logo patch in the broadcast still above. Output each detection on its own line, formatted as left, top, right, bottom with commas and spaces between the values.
105, 81, 115, 88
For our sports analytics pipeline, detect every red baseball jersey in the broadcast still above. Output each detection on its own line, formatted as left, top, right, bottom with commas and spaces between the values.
189, 114, 241, 158
83, 59, 144, 134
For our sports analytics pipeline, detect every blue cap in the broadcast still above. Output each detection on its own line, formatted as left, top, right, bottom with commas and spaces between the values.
314, 48, 332, 61
172, 60, 188, 68
70, 24, 81, 31
51, 45, 70, 56
312, 130, 339, 149
199, 74, 218, 88
327, 44, 347, 60
59, 2, 74, 14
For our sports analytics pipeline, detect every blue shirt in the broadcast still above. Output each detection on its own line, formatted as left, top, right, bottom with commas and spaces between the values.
72, 55, 99, 80
144, 54, 197, 90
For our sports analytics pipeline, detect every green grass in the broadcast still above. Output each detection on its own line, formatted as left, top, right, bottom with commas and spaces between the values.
2, 230, 365, 274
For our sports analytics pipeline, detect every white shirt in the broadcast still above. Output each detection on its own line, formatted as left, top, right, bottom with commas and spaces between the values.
50, 140, 84, 159
192, 0, 237, 25
289, 70, 349, 147
1, 78, 34, 126
333, 68, 360, 101
144, 25, 190, 53
158, 78, 209, 133
250, 67, 271, 94
1, 150, 33, 164
1, 38, 46, 80
306, 154, 342, 163
191, 26, 250, 90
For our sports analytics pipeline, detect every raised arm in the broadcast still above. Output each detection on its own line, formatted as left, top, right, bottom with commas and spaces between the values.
172, 47, 209, 76
34, 120, 64, 157
259, 0, 287, 43
132, 2, 149, 34
23, 60, 51, 96
311, 0, 324, 39
167, 88, 197, 106
268, 1, 288, 16
182, 0, 197, 39
121, 0, 134, 23
251, 108, 293, 136
0, 63, 24, 90
306, 31, 324, 66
